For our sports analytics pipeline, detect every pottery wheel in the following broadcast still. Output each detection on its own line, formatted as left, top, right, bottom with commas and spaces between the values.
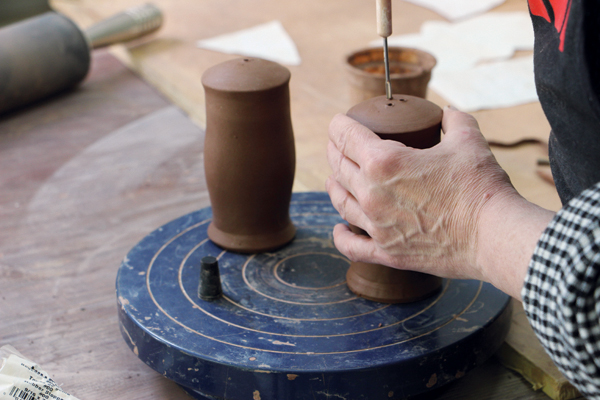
116, 192, 511, 400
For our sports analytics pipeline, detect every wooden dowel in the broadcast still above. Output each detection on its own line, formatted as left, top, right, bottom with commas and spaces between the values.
376, 0, 392, 38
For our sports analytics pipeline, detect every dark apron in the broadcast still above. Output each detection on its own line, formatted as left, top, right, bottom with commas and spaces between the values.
530, 0, 600, 204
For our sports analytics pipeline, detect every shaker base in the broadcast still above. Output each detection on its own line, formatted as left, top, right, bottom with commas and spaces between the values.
346, 262, 443, 303
207, 221, 296, 253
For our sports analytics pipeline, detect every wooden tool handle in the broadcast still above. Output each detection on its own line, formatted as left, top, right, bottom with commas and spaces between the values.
376, 0, 392, 38
85, 3, 163, 49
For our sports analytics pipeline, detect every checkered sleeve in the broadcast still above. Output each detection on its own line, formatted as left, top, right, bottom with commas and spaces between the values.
522, 181, 600, 398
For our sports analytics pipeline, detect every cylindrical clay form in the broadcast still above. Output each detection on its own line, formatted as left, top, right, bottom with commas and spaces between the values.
202, 58, 296, 253
345, 94, 443, 303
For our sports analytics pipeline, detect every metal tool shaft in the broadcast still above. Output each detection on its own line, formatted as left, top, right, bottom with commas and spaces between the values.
376, 0, 393, 99
383, 37, 392, 99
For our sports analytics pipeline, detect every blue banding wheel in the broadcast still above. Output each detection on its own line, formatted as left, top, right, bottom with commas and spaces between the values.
116, 192, 511, 400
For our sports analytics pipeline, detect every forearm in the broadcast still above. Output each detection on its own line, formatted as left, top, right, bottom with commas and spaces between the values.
476, 191, 555, 300
521, 182, 600, 397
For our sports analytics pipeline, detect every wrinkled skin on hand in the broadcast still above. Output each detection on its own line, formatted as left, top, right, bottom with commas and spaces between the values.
326, 106, 519, 281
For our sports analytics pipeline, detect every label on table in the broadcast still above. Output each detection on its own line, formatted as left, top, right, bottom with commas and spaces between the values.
0, 352, 79, 400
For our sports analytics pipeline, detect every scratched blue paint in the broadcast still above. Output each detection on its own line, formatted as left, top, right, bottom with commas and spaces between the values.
116, 192, 512, 400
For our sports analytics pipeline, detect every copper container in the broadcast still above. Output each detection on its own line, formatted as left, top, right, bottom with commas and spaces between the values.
344, 46, 436, 103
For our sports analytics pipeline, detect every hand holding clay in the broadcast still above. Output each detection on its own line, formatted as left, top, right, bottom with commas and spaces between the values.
326, 106, 554, 298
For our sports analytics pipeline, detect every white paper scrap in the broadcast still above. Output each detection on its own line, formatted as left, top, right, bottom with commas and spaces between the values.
369, 12, 537, 111
0, 346, 80, 400
430, 56, 538, 112
382, 30, 509, 72
376, 12, 534, 72
430, 12, 534, 52
197, 20, 301, 66
403, 0, 506, 21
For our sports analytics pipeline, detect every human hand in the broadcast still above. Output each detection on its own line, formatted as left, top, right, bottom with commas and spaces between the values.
326, 106, 520, 282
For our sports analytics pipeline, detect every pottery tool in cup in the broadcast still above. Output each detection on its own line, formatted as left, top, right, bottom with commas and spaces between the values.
376, 0, 393, 99
0, 3, 163, 115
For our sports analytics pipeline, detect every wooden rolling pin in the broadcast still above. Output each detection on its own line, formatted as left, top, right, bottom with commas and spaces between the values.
0, 3, 162, 115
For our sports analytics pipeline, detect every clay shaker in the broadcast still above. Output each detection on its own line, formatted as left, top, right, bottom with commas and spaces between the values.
344, 94, 443, 303
202, 57, 296, 253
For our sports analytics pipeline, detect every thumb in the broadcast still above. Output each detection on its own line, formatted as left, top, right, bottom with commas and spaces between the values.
441, 106, 489, 149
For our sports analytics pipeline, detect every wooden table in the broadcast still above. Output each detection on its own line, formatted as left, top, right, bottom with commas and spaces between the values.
0, 0, 579, 398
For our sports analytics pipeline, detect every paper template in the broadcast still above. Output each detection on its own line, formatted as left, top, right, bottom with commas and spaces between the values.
197, 20, 301, 66
376, 12, 534, 72
403, 0, 506, 21
370, 12, 537, 111
430, 56, 537, 112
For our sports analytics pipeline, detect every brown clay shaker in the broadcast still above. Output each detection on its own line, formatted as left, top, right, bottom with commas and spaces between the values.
344, 94, 443, 303
202, 58, 296, 253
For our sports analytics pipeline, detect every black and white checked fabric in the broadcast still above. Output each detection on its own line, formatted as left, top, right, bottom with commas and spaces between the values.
523, 181, 600, 398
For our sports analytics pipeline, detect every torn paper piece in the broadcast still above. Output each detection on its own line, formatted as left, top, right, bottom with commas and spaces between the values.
378, 12, 534, 72
370, 12, 536, 111
0, 345, 80, 400
197, 20, 301, 66
382, 30, 510, 72
403, 0, 506, 21
430, 56, 537, 112
420, 12, 534, 55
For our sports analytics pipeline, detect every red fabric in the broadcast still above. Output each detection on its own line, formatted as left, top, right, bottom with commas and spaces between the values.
528, 0, 573, 51
529, 0, 551, 22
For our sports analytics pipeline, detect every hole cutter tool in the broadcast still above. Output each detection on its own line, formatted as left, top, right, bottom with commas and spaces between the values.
376, 0, 393, 100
